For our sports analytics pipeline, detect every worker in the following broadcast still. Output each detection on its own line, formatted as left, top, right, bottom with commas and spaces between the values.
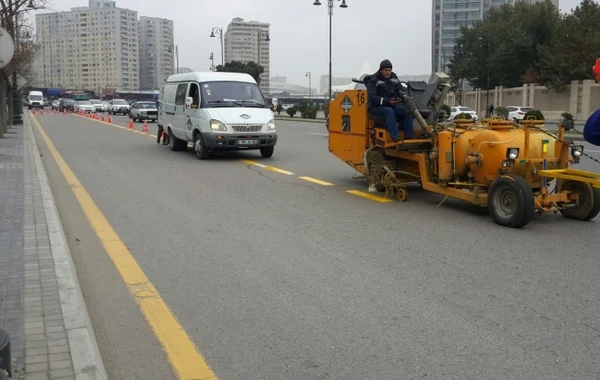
367, 59, 414, 142
155, 99, 168, 145
584, 108, 600, 146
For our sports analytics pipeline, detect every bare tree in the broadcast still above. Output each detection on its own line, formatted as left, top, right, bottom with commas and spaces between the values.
0, 0, 47, 130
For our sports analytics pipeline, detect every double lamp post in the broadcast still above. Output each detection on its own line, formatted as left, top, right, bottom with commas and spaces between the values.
312, 0, 348, 102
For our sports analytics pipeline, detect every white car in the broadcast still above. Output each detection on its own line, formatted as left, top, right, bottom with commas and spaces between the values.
73, 100, 95, 113
108, 99, 131, 115
90, 99, 108, 112
506, 106, 533, 121
449, 106, 478, 121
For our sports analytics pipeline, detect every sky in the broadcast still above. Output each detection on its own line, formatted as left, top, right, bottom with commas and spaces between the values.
28, 0, 590, 87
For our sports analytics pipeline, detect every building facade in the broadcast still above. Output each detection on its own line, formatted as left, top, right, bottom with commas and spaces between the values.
224, 17, 271, 93
431, 0, 559, 73
138, 16, 174, 90
34, 0, 139, 92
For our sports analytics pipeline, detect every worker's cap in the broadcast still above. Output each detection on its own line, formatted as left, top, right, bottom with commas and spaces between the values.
379, 59, 392, 70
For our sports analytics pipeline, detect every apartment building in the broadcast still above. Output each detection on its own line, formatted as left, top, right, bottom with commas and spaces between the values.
34, 0, 139, 92
224, 17, 271, 93
431, 0, 559, 73
138, 16, 174, 90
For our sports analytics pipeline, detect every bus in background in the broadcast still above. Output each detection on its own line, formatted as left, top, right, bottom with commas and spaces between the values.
59, 90, 90, 101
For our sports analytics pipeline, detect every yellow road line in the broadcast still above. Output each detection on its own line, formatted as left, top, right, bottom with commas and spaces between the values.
30, 115, 218, 380
298, 176, 334, 186
346, 190, 393, 203
239, 159, 295, 175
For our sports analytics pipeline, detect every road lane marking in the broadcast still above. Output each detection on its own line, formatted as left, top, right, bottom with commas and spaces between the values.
239, 159, 295, 175
308, 132, 329, 137
299, 176, 334, 186
346, 190, 393, 203
30, 114, 218, 380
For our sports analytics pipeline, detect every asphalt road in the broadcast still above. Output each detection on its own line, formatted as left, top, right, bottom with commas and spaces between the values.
31, 111, 600, 380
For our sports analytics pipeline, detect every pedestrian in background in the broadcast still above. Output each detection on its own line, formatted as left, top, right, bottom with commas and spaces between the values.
155, 99, 168, 145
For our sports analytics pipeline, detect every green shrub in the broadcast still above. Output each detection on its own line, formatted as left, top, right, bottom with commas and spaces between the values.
301, 105, 318, 119
276, 103, 283, 116
440, 104, 451, 115
495, 106, 509, 119
560, 111, 574, 121
454, 112, 473, 120
524, 109, 544, 120
286, 106, 297, 118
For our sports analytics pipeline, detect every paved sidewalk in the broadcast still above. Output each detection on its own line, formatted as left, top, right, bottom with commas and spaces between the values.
0, 113, 107, 380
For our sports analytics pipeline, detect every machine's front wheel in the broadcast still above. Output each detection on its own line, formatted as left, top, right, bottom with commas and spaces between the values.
558, 180, 600, 221
488, 174, 535, 228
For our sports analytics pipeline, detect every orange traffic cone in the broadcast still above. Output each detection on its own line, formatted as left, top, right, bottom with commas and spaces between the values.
129, 118, 134, 129
32, 109, 35, 115
108, 114, 112, 123
53, 110, 56, 115
40, 109, 44, 115
101, 114, 105, 121
142, 120, 148, 133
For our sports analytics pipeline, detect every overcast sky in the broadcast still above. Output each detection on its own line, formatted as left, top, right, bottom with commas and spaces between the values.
31, 0, 590, 86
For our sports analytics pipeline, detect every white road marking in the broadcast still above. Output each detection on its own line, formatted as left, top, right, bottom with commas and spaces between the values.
309, 132, 329, 137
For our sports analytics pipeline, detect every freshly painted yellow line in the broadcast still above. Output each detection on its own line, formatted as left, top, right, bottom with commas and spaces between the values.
239, 159, 295, 175
346, 190, 393, 203
298, 176, 334, 186
30, 114, 218, 380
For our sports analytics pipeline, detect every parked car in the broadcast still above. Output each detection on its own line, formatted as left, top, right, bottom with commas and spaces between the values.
449, 106, 478, 120
129, 101, 158, 122
506, 106, 533, 121
108, 99, 131, 115
90, 99, 107, 112
73, 100, 95, 113
51, 99, 61, 110
58, 99, 76, 112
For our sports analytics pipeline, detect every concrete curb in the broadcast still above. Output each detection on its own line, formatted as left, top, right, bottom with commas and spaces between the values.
275, 116, 326, 124
25, 114, 108, 380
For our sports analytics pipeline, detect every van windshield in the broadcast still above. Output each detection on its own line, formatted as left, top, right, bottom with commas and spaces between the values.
200, 81, 266, 108
29, 95, 43, 101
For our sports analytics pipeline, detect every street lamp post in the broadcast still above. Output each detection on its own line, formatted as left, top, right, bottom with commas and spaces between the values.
167, 44, 179, 74
209, 52, 215, 71
478, 36, 491, 117
313, 0, 348, 102
256, 30, 270, 86
210, 27, 224, 67
306, 72, 312, 100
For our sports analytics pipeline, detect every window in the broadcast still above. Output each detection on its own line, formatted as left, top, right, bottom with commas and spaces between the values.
175, 83, 187, 105
200, 81, 266, 108
187, 82, 199, 108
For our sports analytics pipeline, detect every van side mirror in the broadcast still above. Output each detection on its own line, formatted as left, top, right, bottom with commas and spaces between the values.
185, 97, 193, 108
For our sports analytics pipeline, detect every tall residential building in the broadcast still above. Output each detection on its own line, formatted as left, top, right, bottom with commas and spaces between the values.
432, 0, 559, 73
34, 0, 139, 92
224, 17, 271, 93
138, 16, 174, 90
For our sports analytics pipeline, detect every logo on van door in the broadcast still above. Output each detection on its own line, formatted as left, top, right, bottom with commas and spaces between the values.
240, 114, 251, 119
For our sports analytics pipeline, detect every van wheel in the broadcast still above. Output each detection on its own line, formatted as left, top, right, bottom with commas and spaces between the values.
260, 146, 274, 158
193, 132, 209, 160
168, 129, 186, 151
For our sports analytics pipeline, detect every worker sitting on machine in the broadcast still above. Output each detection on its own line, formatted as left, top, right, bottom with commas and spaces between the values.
366, 59, 414, 142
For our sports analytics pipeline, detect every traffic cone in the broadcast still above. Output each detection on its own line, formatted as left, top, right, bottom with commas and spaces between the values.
129, 118, 134, 129
40, 109, 44, 115
142, 120, 148, 133
101, 114, 105, 121
63, 110, 66, 115
108, 114, 112, 123
32, 109, 35, 115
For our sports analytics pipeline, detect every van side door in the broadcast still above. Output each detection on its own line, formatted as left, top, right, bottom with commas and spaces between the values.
173, 82, 189, 139
184, 82, 202, 141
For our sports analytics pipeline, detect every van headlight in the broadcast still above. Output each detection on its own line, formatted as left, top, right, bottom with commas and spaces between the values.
506, 147, 520, 160
210, 119, 227, 131
266, 119, 276, 131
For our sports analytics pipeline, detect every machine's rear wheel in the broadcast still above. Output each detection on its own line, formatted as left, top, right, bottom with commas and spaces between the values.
488, 174, 535, 228
557, 180, 600, 221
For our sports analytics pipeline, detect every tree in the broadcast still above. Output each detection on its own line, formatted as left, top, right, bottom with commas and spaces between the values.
538, 0, 600, 90
215, 61, 265, 84
448, 1, 561, 89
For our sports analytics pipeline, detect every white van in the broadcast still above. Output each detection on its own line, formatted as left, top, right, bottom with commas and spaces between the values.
158, 71, 278, 159
28, 91, 44, 109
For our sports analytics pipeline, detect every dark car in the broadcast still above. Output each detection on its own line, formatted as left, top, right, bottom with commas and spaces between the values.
58, 99, 76, 112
